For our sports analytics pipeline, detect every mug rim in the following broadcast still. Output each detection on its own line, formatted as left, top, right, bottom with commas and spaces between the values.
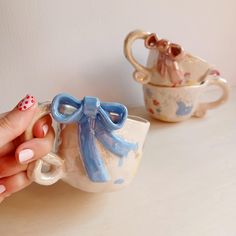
146, 81, 206, 89
128, 115, 150, 125
54, 104, 150, 125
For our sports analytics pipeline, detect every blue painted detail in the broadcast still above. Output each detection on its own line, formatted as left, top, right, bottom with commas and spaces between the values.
51, 93, 138, 183
156, 108, 161, 113
118, 157, 125, 167
145, 88, 153, 98
176, 101, 193, 116
114, 178, 125, 184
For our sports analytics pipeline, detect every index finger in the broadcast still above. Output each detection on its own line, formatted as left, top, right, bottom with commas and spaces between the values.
0, 95, 37, 148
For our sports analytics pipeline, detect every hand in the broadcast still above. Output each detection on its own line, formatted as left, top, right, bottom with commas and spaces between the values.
0, 95, 55, 203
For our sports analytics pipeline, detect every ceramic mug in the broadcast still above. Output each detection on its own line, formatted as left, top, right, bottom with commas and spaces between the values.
25, 94, 150, 192
143, 77, 229, 122
124, 30, 219, 87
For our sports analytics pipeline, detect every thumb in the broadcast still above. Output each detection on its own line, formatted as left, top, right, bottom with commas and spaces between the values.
0, 95, 37, 148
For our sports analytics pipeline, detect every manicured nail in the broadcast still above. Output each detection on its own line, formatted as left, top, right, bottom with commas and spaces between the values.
19, 149, 34, 163
42, 124, 48, 136
0, 185, 6, 194
17, 94, 36, 111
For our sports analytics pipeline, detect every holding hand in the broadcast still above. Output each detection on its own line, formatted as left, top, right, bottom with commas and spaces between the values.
0, 95, 55, 203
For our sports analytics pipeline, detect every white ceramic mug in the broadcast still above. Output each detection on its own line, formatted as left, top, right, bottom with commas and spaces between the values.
143, 77, 229, 122
124, 30, 219, 87
25, 94, 150, 192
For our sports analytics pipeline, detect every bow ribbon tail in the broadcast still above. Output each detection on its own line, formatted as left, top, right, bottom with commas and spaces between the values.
157, 54, 167, 77
95, 120, 138, 158
78, 117, 110, 182
168, 61, 184, 85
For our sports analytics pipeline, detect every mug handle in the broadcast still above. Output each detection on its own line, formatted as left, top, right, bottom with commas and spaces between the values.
193, 76, 229, 117
24, 102, 64, 185
124, 30, 152, 84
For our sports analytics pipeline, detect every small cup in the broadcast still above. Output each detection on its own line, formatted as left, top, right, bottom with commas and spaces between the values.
124, 30, 220, 87
25, 94, 150, 192
143, 77, 229, 122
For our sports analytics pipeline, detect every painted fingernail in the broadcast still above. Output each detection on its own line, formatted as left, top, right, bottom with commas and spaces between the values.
0, 185, 6, 194
42, 124, 49, 136
17, 94, 36, 111
19, 149, 34, 163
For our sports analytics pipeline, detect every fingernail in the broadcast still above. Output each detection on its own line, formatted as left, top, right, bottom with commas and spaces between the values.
17, 94, 36, 111
0, 185, 6, 194
19, 149, 34, 163
42, 124, 48, 136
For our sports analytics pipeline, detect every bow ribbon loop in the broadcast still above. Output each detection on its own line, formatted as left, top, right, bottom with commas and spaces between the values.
145, 33, 185, 86
51, 93, 137, 182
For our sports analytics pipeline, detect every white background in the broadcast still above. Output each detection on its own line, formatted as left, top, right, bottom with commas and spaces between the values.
0, 2, 236, 236
0, 0, 235, 112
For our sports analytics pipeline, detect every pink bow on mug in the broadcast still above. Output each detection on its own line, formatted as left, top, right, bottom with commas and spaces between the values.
145, 33, 185, 87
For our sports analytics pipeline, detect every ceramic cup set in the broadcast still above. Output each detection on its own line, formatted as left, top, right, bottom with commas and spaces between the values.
17, 29, 229, 194
24, 94, 150, 193
124, 30, 229, 122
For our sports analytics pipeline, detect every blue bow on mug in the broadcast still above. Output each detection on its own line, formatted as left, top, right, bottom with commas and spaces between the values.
51, 93, 138, 183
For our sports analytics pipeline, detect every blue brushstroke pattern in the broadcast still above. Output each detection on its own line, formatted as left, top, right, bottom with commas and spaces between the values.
176, 101, 193, 116
114, 178, 124, 184
145, 88, 153, 98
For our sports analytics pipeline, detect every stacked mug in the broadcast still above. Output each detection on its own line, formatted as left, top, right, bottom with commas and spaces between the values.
124, 30, 229, 122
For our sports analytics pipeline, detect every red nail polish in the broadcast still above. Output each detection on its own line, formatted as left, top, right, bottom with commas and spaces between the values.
17, 94, 36, 111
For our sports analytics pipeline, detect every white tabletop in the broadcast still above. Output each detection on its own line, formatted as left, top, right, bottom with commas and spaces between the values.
0, 88, 235, 236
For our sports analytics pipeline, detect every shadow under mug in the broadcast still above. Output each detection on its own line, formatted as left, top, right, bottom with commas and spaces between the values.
143, 77, 229, 122
25, 99, 150, 193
